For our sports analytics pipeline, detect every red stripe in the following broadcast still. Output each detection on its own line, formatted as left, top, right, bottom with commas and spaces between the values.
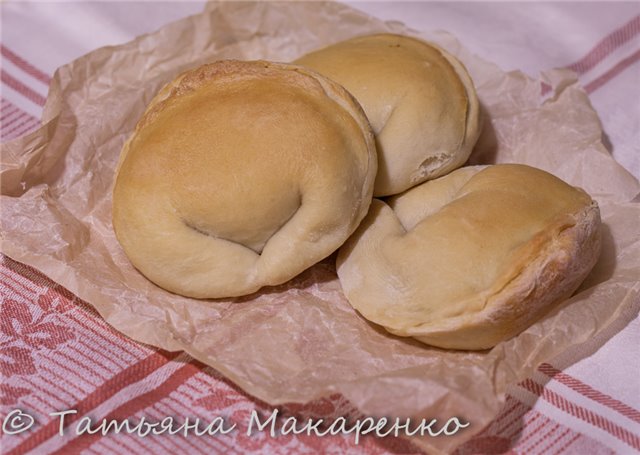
76, 335, 137, 369
2, 257, 61, 294
567, 16, 640, 75
554, 432, 581, 455
2, 256, 57, 291
146, 406, 209, 455
3, 116, 40, 139
543, 428, 572, 455
0, 267, 43, 296
37, 366, 81, 401
75, 337, 127, 371
150, 404, 219, 455
99, 432, 150, 455
0, 111, 32, 130
98, 433, 147, 455
0, 273, 36, 299
521, 379, 640, 450
1, 70, 46, 106
158, 394, 236, 454
40, 363, 88, 396
23, 376, 66, 409
517, 412, 544, 446
0, 105, 20, 120
70, 307, 146, 356
57, 340, 117, 381
528, 422, 561, 454
193, 371, 225, 387
3, 122, 37, 142
24, 374, 72, 407
70, 313, 146, 363
524, 420, 558, 454
4, 116, 40, 139
0, 45, 51, 85
25, 393, 55, 417
107, 414, 178, 455
487, 398, 530, 440
0, 106, 17, 117
0, 270, 42, 303
117, 435, 156, 455
539, 363, 640, 424
68, 311, 147, 361
167, 406, 231, 455
5, 351, 181, 455
142, 432, 185, 455
0, 381, 51, 418
499, 402, 531, 437
585, 48, 640, 93
53, 348, 109, 384
493, 398, 522, 429
506, 418, 527, 441
541, 16, 638, 99
30, 369, 78, 406
49, 361, 200, 454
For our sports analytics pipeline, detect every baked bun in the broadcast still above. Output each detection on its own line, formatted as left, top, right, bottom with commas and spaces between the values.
337, 164, 601, 350
113, 60, 376, 299
294, 33, 481, 197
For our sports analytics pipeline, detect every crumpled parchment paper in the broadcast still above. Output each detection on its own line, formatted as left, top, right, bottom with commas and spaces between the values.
1, 2, 639, 453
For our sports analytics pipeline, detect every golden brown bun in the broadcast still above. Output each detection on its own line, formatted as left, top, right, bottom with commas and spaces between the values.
113, 60, 377, 299
295, 33, 481, 197
337, 164, 601, 350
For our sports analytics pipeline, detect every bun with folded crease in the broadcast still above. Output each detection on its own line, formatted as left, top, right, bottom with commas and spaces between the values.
295, 33, 481, 197
113, 60, 377, 299
337, 164, 601, 350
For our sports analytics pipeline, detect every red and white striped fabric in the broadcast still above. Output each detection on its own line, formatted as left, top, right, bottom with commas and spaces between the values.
1, 3, 639, 454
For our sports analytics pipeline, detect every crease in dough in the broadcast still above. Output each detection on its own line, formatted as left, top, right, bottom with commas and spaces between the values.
294, 33, 481, 196
337, 164, 601, 350
113, 60, 377, 299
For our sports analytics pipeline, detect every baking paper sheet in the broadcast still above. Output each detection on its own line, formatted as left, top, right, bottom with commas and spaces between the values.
1, 2, 639, 453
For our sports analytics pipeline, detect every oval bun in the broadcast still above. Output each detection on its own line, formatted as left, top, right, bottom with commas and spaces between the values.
113, 60, 377, 298
337, 164, 601, 350
295, 33, 481, 196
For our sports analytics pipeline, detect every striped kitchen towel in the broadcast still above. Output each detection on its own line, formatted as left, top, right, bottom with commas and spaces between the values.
1, 3, 638, 453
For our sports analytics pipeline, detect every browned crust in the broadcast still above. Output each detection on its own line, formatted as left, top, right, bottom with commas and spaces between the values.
112, 59, 378, 298
400, 201, 602, 350
137, 60, 370, 139
115, 59, 375, 189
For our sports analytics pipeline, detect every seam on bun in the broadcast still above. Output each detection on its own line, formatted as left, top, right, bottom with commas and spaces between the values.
294, 33, 481, 196
337, 164, 601, 350
113, 60, 377, 299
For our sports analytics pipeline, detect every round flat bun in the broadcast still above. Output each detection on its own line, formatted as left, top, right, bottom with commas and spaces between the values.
337, 164, 601, 350
113, 60, 377, 299
295, 33, 481, 197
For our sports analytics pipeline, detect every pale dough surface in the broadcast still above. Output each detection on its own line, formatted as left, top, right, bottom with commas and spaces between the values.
337, 164, 602, 350
113, 60, 377, 298
295, 33, 481, 196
